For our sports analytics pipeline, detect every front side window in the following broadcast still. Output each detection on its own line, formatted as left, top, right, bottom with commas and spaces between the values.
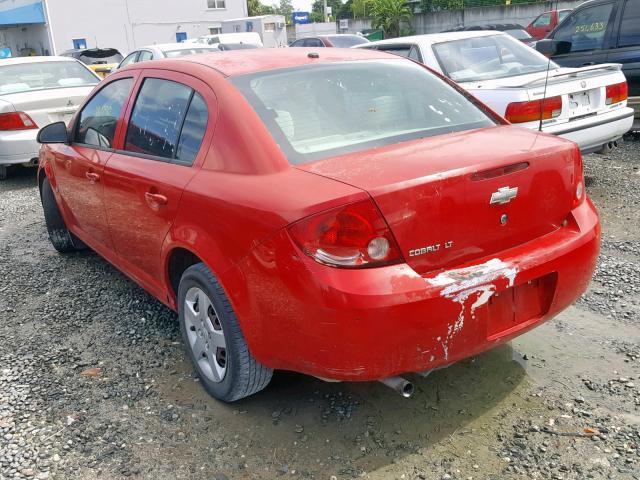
232, 60, 495, 165
0, 61, 99, 95
533, 13, 552, 27
433, 34, 554, 82
619, 0, 640, 47
552, 2, 615, 52
75, 78, 133, 148
124, 78, 192, 159
138, 51, 153, 61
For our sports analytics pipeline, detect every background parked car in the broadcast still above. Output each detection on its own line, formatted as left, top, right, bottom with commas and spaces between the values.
118, 43, 221, 68
289, 34, 369, 48
60, 48, 123, 78
357, 31, 633, 154
543, 0, 640, 128
0, 56, 99, 179
443, 23, 536, 46
526, 8, 572, 40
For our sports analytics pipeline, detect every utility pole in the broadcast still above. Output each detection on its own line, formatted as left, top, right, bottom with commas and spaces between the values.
323, 0, 329, 22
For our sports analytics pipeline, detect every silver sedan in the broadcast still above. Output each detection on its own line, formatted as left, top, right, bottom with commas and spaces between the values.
0, 56, 100, 179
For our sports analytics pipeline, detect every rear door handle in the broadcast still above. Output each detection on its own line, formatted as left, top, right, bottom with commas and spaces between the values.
144, 192, 168, 207
85, 172, 100, 182
581, 62, 595, 66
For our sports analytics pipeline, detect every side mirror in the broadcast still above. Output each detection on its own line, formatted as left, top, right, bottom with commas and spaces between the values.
37, 121, 70, 144
535, 39, 571, 57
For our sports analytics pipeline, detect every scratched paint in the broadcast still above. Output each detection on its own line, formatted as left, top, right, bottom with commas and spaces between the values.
427, 259, 518, 360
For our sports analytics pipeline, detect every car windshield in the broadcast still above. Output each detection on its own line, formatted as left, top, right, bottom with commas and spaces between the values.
231, 60, 495, 164
432, 34, 556, 82
164, 48, 219, 57
505, 29, 533, 40
327, 35, 369, 47
0, 61, 99, 95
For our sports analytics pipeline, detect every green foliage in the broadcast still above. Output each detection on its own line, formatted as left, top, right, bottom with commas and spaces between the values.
369, 0, 412, 38
311, 0, 346, 21
351, 0, 374, 17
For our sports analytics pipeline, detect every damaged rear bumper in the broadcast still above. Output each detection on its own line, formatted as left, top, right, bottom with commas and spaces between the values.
229, 198, 600, 381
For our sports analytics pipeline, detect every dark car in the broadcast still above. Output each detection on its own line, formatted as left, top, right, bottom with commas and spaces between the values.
60, 48, 124, 78
443, 23, 536, 46
289, 34, 369, 48
543, 0, 640, 127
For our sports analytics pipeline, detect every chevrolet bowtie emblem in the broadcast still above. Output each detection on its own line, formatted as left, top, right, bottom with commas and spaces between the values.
490, 186, 518, 205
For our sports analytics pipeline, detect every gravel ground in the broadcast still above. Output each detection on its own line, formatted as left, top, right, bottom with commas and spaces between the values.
1, 138, 639, 480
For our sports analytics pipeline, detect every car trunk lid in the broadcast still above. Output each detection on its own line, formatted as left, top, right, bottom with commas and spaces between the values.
0, 86, 96, 128
298, 125, 578, 275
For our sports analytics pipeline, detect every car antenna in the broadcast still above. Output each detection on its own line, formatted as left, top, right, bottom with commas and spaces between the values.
539, 51, 552, 132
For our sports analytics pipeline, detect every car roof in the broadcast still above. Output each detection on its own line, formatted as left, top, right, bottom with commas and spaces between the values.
362, 30, 505, 47
141, 43, 219, 52
152, 47, 401, 77
0, 56, 79, 66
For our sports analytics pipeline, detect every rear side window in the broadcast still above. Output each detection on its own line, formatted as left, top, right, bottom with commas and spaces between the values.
124, 78, 208, 164
232, 60, 495, 165
75, 78, 133, 148
175, 93, 208, 165
552, 2, 615, 52
619, 0, 640, 47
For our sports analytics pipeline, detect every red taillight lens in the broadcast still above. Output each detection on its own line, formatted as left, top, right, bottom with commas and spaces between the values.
606, 81, 628, 105
0, 112, 38, 131
288, 200, 403, 268
505, 96, 562, 123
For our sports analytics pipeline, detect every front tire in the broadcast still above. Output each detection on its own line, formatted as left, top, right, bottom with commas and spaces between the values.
40, 178, 84, 253
178, 263, 273, 402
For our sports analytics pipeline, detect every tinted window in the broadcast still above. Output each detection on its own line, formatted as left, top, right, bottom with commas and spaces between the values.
619, 0, 640, 47
289, 39, 305, 47
305, 38, 324, 47
175, 93, 208, 165
379, 45, 412, 58
75, 78, 133, 148
125, 78, 192, 159
559, 10, 571, 22
119, 53, 138, 67
533, 13, 551, 27
232, 60, 495, 164
552, 2, 614, 52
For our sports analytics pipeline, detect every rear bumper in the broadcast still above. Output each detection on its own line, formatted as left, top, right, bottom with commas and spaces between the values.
0, 129, 39, 166
543, 107, 634, 152
230, 199, 600, 381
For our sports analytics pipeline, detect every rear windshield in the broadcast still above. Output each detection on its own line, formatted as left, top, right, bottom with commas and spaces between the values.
164, 48, 219, 57
433, 34, 556, 82
327, 35, 369, 47
0, 61, 99, 95
505, 29, 533, 40
231, 60, 495, 164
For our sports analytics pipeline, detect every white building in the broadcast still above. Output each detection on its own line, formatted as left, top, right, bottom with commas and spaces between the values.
0, 0, 248, 57
221, 15, 287, 47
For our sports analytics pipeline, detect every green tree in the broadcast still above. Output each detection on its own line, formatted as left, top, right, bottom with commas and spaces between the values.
273, 0, 294, 17
352, 0, 374, 17
311, 0, 345, 21
370, 0, 412, 38
247, 0, 263, 15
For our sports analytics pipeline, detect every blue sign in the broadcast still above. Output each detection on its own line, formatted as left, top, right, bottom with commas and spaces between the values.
292, 12, 310, 25
72, 38, 87, 50
176, 32, 187, 43
0, 47, 12, 59
0, 1, 45, 26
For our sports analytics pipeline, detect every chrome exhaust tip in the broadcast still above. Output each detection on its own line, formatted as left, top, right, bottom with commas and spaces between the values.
378, 376, 414, 398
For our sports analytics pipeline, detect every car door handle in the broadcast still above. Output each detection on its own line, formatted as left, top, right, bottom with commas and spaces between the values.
85, 172, 100, 182
581, 62, 595, 66
144, 192, 168, 207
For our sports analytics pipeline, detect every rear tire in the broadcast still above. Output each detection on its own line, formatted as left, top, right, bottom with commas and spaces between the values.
178, 263, 273, 402
40, 178, 84, 253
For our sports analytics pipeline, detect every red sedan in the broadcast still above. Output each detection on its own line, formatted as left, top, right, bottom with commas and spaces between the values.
37, 49, 600, 402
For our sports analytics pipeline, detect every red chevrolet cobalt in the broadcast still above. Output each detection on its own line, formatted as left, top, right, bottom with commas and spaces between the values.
37, 49, 600, 401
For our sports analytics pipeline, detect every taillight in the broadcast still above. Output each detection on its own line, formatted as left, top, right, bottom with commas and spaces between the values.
288, 199, 403, 268
606, 81, 628, 105
572, 146, 584, 209
0, 112, 38, 131
505, 96, 562, 123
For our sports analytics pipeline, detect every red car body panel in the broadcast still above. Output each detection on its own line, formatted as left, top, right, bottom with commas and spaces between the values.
38, 49, 600, 382
526, 9, 571, 40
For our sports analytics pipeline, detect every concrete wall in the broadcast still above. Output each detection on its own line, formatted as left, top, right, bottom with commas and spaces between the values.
221, 15, 288, 47
44, 0, 248, 55
341, 0, 583, 35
